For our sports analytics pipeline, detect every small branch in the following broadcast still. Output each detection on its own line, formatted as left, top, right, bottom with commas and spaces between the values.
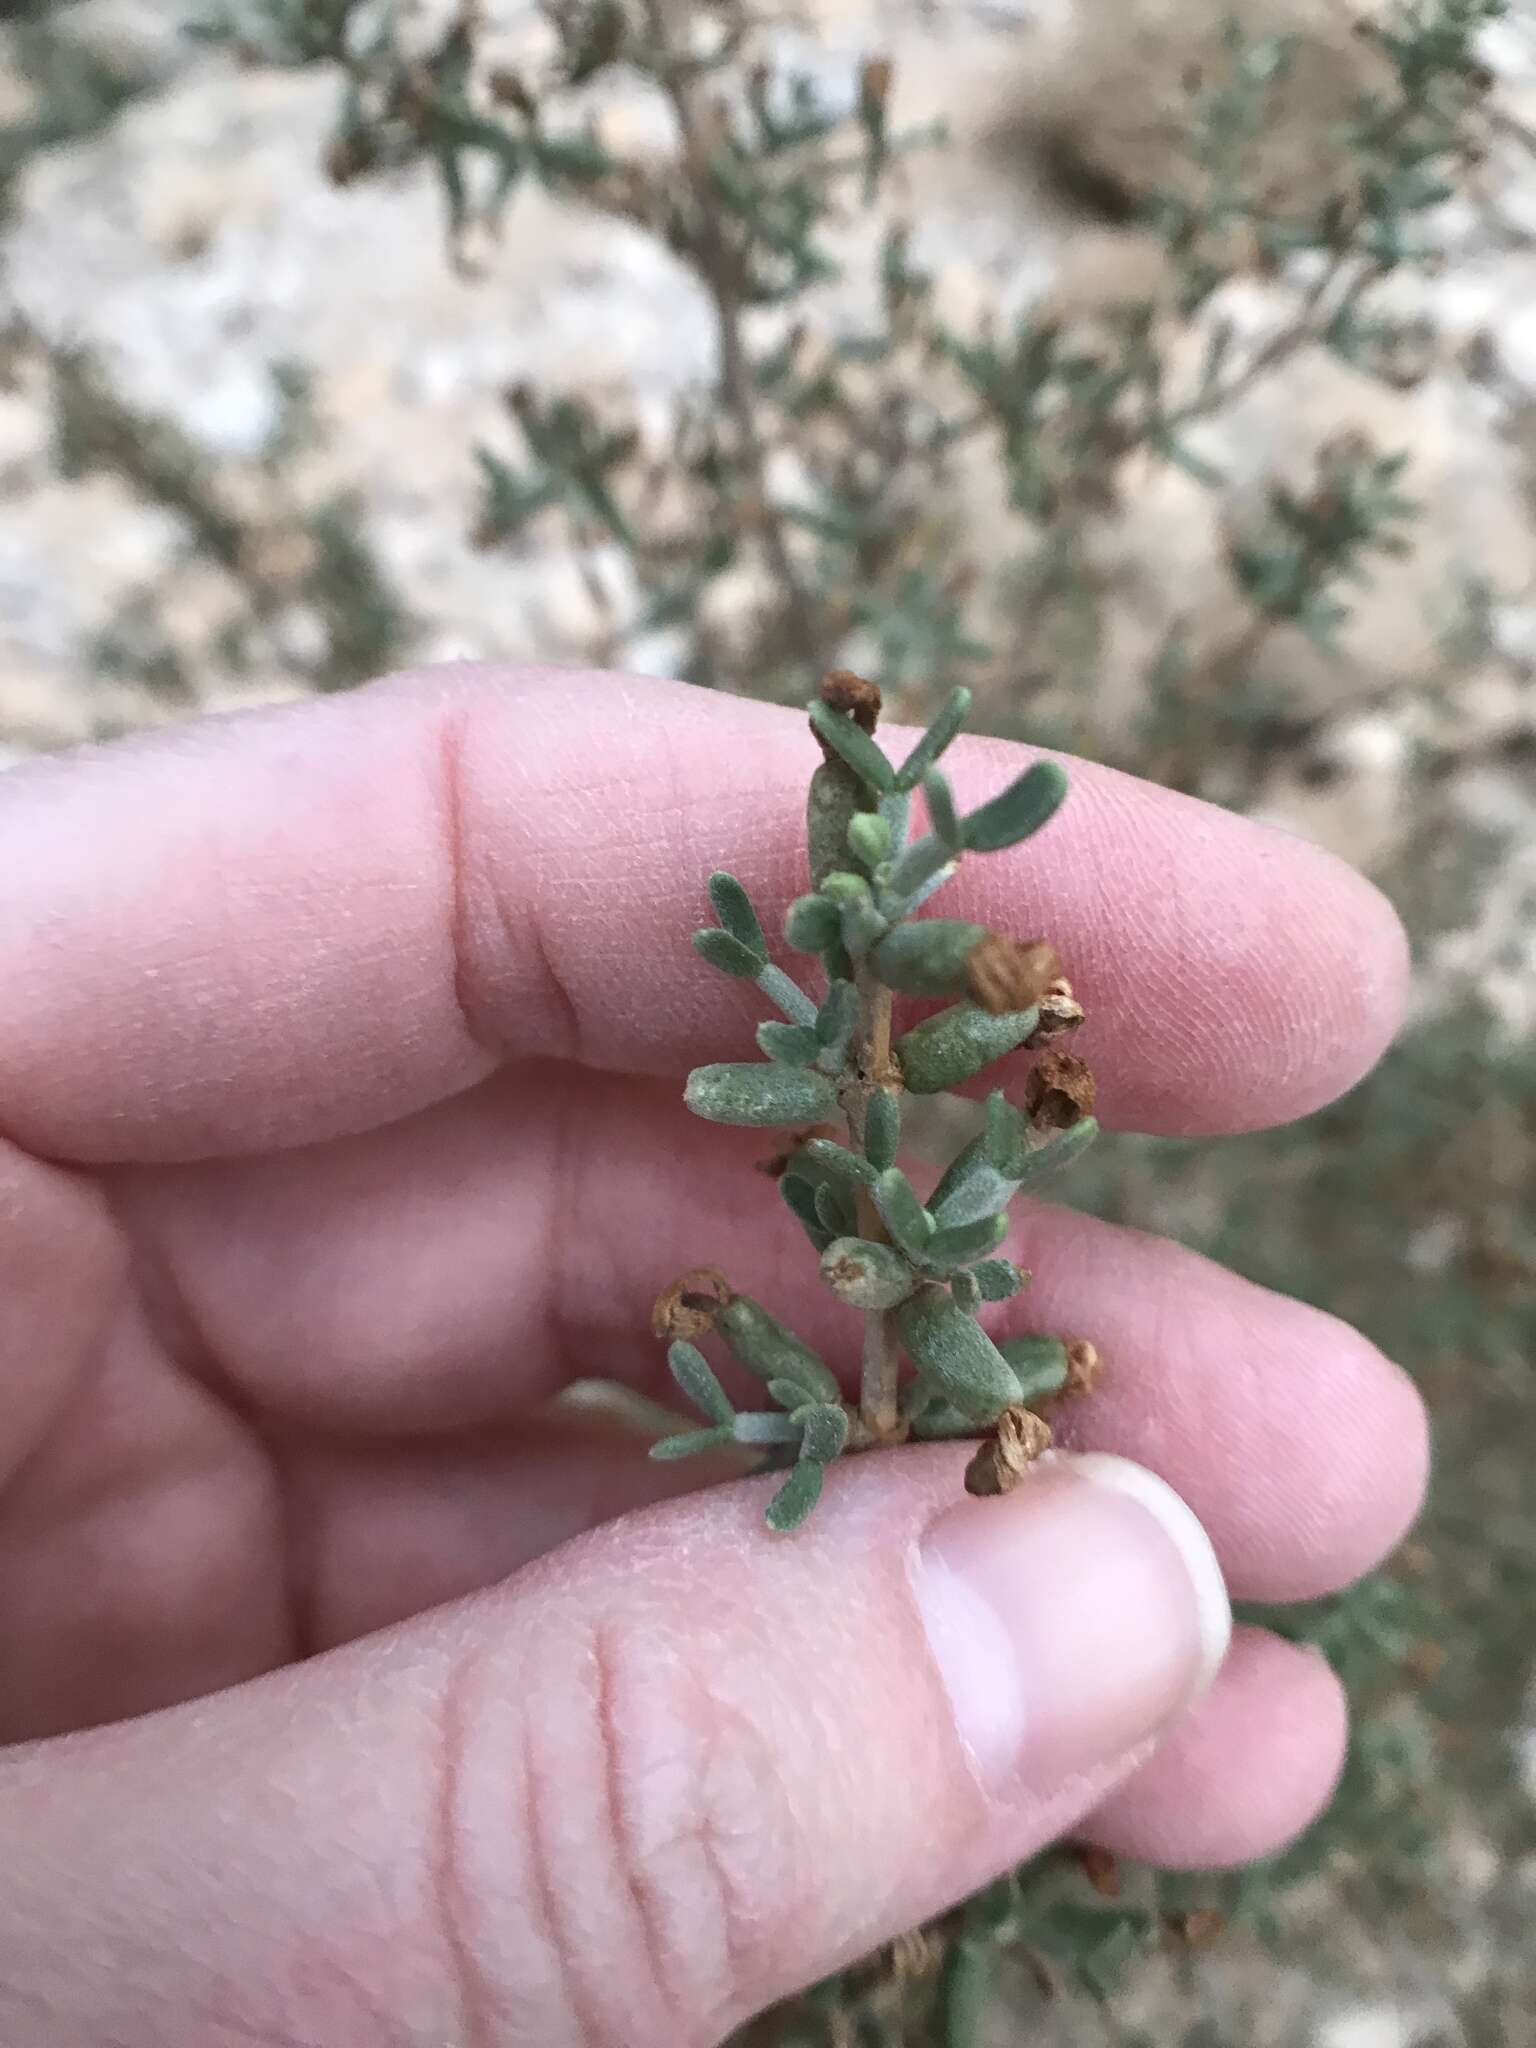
640, 0, 821, 668
851, 971, 902, 1441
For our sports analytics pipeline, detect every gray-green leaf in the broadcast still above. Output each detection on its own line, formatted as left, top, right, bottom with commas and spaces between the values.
757, 1020, 821, 1066
766, 1459, 825, 1531
820, 1236, 918, 1310
962, 759, 1069, 853
692, 927, 761, 979
808, 699, 897, 794
896, 1286, 1023, 1422
895, 1001, 1038, 1095
896, 686, 972, 792
685, 1063, 837, 1128
707, 870, 767, 960
667, 1340, 734, 1424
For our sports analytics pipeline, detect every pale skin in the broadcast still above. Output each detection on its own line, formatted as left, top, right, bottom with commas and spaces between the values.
0, 667, 1427, 2047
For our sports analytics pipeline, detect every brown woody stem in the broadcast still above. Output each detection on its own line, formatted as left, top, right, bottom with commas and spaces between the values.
852, 973, 903, 1442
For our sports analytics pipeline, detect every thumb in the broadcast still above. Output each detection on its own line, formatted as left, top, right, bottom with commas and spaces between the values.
0, 1445, 1228, 2048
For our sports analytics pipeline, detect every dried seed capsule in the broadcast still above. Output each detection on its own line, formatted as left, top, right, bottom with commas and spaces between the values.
964, 1405, 1054, 1496
1024, 1049, 1097, 1129
963, 935, 1062, 1017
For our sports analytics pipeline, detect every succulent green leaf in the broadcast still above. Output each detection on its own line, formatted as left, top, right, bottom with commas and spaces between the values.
895, 1001, 1039, 1095
950, 1267, 982, 1314
756, 963, 819, 1027
800, 1403, 851, 1463
846, 810, 893, 871
667, 1339, 734, 1424
878, 786, 912, 848
767, 1376, 813, 1411
819, 1235, 918, 1310
998, 1334, 1071, 1403
870, 919, 987, 998
923, 768, 962, 852
884, 833, 956, 908
685, 1062, 838, 1127
813, 1181, 853, 1239
756, 1020, 821, 1066
896, 1287, 1023, 1422
928, 1133, 1014, 1229
732, 1410, 803, 1445
961, 759, 1069, 853
820, 870, 889, 955
808, 699, 897, 794
864, 1087, 900, 1170
766, 1459, 824, 1531
985, 1089, 1027, 1173
807, 758, 874, 889
707, 870, 767, 960
896, 686, 972, 792
814, 978, 858, 1055
780, 1172, 833, 1250
801, 1136, 878, 1188
692, 927, 761, 979
650, 1426, 733, 1462
784, 892, 842, 952
873, 1166, 936, 1255
909, 1399, 986, 1440
1010, 1116, 1100, 1189
922, 1211, 1009, 1270
972, 1257, 1028, 1302
718, 1294, 841, 1401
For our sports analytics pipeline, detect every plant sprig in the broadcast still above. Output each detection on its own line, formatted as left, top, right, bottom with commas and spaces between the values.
650, 672, 1101, 1528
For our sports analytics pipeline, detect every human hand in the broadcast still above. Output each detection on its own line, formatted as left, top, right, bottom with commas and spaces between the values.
0, 668, 1425, 2046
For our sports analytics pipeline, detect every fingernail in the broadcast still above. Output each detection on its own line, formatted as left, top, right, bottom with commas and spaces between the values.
914, 1452, 1231, 1792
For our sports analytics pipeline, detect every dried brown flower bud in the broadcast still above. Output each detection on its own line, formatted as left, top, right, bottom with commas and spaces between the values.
859, 56, 894, 119
819, 668, 882, 734
650, 1266, 733, 1342
1024, 1048, 1097, 1129
964, 935, 1062, 1017
1075, 1845, 1122, 1898
964, 1405, 1053, 1497
1024, 976, 1085, 1047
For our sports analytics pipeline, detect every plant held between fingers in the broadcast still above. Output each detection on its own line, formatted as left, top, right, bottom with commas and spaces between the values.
648, 671, 1102, 1528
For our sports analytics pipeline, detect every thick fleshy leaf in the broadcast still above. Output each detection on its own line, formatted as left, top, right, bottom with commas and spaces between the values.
923, 769, 962, 852
896, 686, 972, 792
847, 810, 893, 871
864, 1087, 900, 1169
962, 759, 1069, 853
685, 1062, 838, 1127
732, 1411, 803, 1445
800, 1403, 851, 1463
757, 1020, 821, 1066
766, 1459, 825, 1531
922, 1211, 1009, 1270
871, 919, 987, 998
807, 757, 873, 889
707, 871, 767, 960
780, 1172, 833, 1250
998, 1334, 1071, 1403
873, 1166, 935, 1255
814, 980, 859, 1064
972, 1257, 1028, 1302
950, 1268, 982, 1314
667, 1339, 734, 1424
718, 1294, 842, 1401
650, 1426, 733, 1461
801, 1136, 878, 1188
784, 892, 842, 952
895, 1001, 1039, 1095
896, 1287, 1023, 1422
809, 699, 897, 794
692, 927, 761, 979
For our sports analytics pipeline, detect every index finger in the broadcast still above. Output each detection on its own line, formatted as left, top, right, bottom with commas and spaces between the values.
0, 665, 1407, 1162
